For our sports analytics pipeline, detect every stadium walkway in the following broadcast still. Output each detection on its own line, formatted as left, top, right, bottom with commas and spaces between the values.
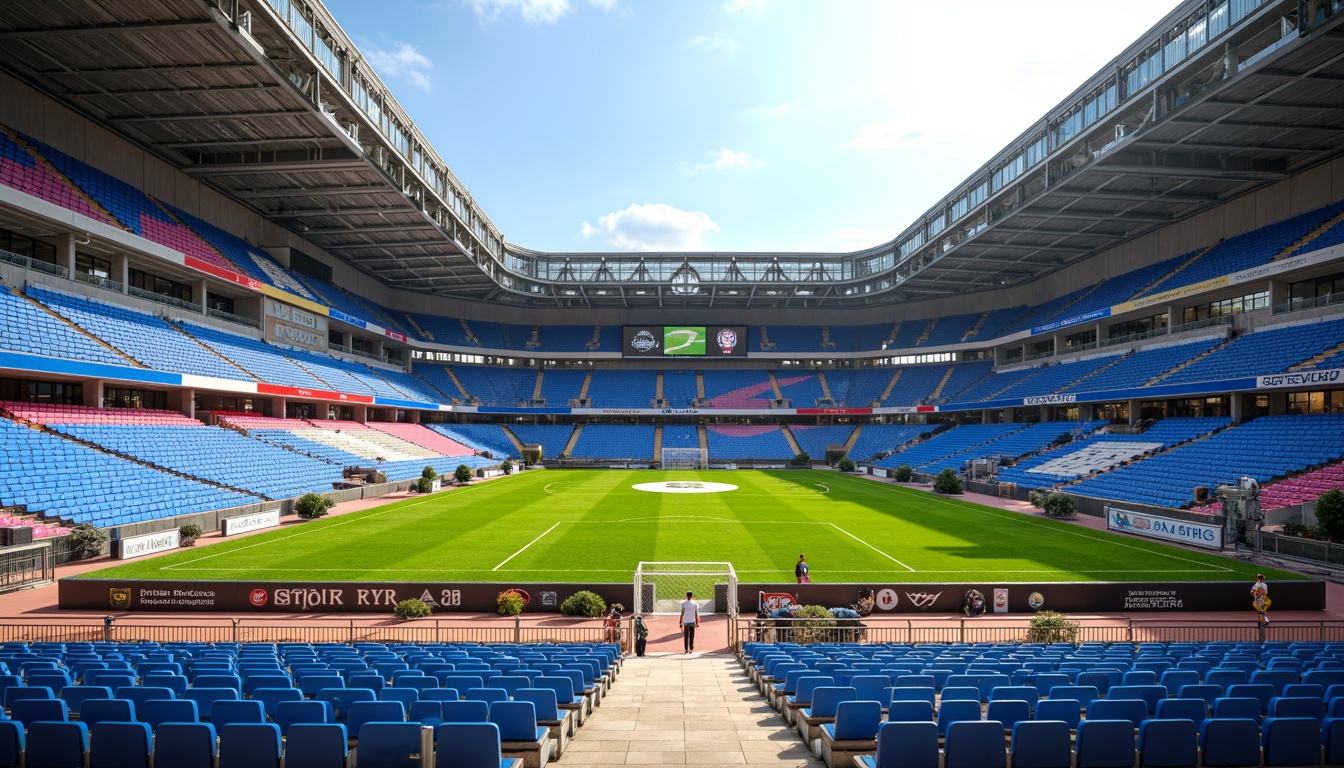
563, 652, 821, 767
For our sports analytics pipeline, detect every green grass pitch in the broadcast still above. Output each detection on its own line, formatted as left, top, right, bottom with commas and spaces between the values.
85, 470, 1301, 584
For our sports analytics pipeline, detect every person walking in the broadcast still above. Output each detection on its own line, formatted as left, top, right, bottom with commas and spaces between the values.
1251, 573, 1270, 625
633, 614, 649, 657
795, 554, 810, 584
680, 590, 700, 653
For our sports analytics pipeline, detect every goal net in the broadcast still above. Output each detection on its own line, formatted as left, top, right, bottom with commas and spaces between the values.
661, 447, 708, 470
634, 561, 737, 616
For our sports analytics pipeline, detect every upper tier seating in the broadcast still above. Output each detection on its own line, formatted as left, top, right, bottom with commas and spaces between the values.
1068, 414, 1344, 509
1159, 318, 1344, 384
931, 362, 995, 403
873, 423, 1023, 470
570, 424, 655, 459
983, 355, 1127, 401
889, 319, 931, 349
168, 207, 323, 303
509, 425, 575, 459
0, 282, 129, 366
702, 370, 776, 408
240, 420, 493, 481
585, 369, 657, 408
1139, 200, 1344, 297
763, 326, 825, 352
427, 424, 518, 460
408, 313, 476, 346
920, 312, 982, 347
1072, 337, 1225, 393
825, 368, 894, 408
0, 416, 255, 525
997, 417, 1230, 488
178, 321, 327, 390
539, 369, 586, 406
448, 366, 535, 407
776, 373, 826, 407
1002, 285, 1094, 335
847, 424, 931, 463
941, 365, 1035, 404
661, 371, 700, 408
705, 425, 795, 460
368, 368, 450, 403
917, 421, 1107, 475
28, 286, 250, 380
972, 307, 1031, 341
5, 402, 200, 427
789, 425, 855, 459
0, 129, 110, 224
1287, 212, 1344, 258
368, 423, 474, 457
661, 424, 700, 450
24, 134, 237, 273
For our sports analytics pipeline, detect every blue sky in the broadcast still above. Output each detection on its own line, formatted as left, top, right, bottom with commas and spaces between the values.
323, 0, 1182, 254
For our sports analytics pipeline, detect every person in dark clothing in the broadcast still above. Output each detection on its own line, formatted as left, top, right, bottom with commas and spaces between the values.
795, 554, 810, 583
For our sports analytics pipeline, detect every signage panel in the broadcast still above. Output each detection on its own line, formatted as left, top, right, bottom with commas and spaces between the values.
1107, 507, 1224, 550
221, 510, 282, 536
622, 326, 747, 358
115, 530, 180, 560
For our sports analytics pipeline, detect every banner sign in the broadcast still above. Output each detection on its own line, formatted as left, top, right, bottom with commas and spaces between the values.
738, 580, 1323, 613
1107, 507, 1224, 550
1257, 368, 1343, 389
61, 579, 633, 613
327, 308, 367, 329
1032, 307, 1112, 336
257, 383, 374, 404
114, 530, 180, 560
221, 510, 281, 537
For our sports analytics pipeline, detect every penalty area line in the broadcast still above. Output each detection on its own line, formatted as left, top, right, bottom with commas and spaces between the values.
828, 523, 916, 572
492, 522, 563, 571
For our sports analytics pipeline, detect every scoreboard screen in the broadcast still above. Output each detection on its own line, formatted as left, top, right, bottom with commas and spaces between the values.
622, 326, 747, 358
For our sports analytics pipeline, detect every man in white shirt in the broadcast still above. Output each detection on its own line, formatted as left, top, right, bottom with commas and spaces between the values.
680, 590, 700, 653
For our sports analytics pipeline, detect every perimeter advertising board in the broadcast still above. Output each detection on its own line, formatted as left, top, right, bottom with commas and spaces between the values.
264, 298, 328, 354
1107, 507, 1224, 550
622, 326, 748, 358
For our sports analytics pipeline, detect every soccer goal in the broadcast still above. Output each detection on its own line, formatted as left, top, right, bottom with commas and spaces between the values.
661, 447, 708, 470
634, 561, 738, 617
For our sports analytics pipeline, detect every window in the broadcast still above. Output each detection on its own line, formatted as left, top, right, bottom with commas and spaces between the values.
103, 388, 169, 410
1181, 291, 1269, 322
1109, 313, 1168, 338
129, 269, 193, 303
76, 253, 112, 280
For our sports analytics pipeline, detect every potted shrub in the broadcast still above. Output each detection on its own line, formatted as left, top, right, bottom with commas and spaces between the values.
179, 524, 202, 547
933, 468, 963, 495
295, 493, 334, 520
893, 465, 914, 482
393, 598, 433, 620
836, 457, 856, 473
501, 459, 514, 475
1041, 492, 1077, 518
454, 464, 474, 485
497, 589, 526, 616
1027, 611, 1079, 643
559, 590, 606, 617
68, 523, 108, 560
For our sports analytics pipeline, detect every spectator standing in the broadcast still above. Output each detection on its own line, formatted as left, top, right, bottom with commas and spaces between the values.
795, 554, 810, 584
680, 591, 699, 652
1251, 573, 1270, 625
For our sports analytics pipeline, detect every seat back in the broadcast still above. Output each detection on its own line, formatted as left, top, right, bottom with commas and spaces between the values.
851, 675, 891, 703
183, 687, 239, 720
24, 721, 87, 768
1034, 699, 1080, 730
1045, 685, 1099, 709
9, 697, 67, 727
488, 700, 539, 741
990, 686, 1039, 710
886, 700, 933, 723
88, 721, 152, 768
1212, 697, 1262, 724
808, 686, 856, 719
1154, 698, 1207, 725
441, 700, 490, 724
1076, 719, 1137, 768
316, 688, 377, 722
153, 723, 217, 768
1011, 720, 1072, 768
1269, 696, 1325, 721
347, 701, 406, 740
830, 700, 882, 741
1138, 718, 1198, 768
1110, 685, 1168, 716
937, 699, 982, 737
81, 697, 136, 726
1087, 698, 1148, 730
252, 687, 303, 719
872, 721, 938, 768
283, 724, 349, 768
1176, 684, 1221, 707
142, 698, 200, 729
436, 722, 504, 768
986, 699, 1031, 731
941, 686, 981, 702
353, 722, 424, 767
1198, 718, 1260, 768
1261, 716, 1321, 766
275, 700, 333, 735
514, 689, 560, 722
945, 720, 1006, 768
218, 723, 282, 768
0, 720, 20, 768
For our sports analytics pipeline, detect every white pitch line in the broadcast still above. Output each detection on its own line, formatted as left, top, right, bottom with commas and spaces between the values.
828, 523, 916, 572
815, 484, 830, 494
492, 522, 562, 571
896, 486, 1234, 573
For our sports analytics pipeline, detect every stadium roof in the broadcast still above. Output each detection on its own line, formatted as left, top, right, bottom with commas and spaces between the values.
0, 0, 1341, 309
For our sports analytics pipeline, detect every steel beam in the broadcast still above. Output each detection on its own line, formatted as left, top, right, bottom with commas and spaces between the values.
0, 20, 218, 39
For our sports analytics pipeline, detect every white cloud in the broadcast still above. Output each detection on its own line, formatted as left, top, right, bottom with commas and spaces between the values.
842, 119, 925, 150
687, 30, 738, 54
469, 0, 613, 24
366, 43, 434, 90
578, 203, 720, 251
679, 148, 763, 176
743, 103, 790, 118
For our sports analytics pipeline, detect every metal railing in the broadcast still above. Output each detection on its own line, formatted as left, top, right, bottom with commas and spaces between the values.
731, 617, 1344, 649
0, 249, 68, 278
0, 543, 53, 594
1274, 292, 1344, 316
207, 306, 260, 329
1260, 531, 1344, 567
0, 616, 614, 646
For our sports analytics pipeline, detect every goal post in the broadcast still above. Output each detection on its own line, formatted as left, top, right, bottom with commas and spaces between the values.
661, 447, 708, 470
633, 562, 738, 618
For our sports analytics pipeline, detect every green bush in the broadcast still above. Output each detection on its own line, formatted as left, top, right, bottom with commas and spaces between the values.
295, 493, 334, 520
178, 524, 203, 547
501, 459, 514, 475
454, 464, 474, 485
393, 598, 433, 619
836, 457, 856, 473
1029, 488, 1050, 508
893, 465, 914, 482
1315, 489, 1344, 541
791, 452, 810, 466
1026, 610, 1079, 643
790, 604, 839, 644
68, 523, 108, 560
416, 476, 434, 494
497, 590, 526, 616
421, 466, 438, 480
559, 590, 607, 617
1282, 522, 1320, 539
933, 468, 963, 495
1042, 492, 1077, 518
